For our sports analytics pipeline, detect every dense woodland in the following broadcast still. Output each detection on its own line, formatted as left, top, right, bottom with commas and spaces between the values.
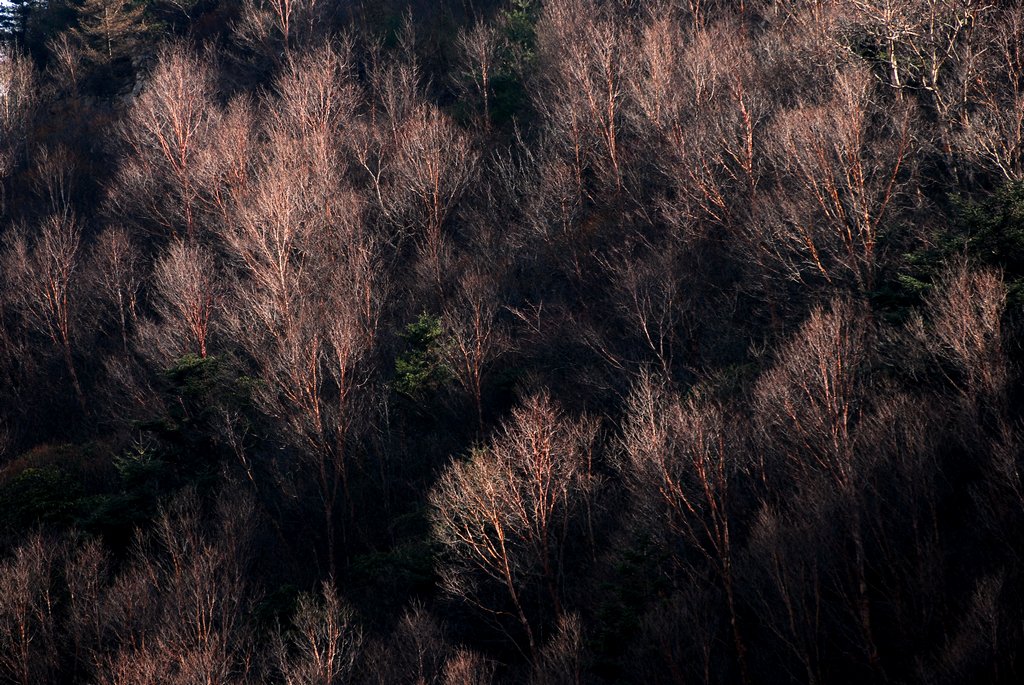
1, 0, 1024, 682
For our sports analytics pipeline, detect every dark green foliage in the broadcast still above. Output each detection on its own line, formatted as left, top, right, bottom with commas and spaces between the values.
879, 181, 1024, 318
252, 583, 302, 634
0, 465, 83, 532
589, 535, 673, 679
82, 355, 273, 559
162, 353, 232, 403
489, 69, 530, 125
112, 439, 165, 487
349, 538, 439, 616
948, 183, 1024, 305
501, 0, 537, 59
76, 440, 168, 543
394, 313, 451, 400
147, 354, 253, 448
489, 0, 536, 125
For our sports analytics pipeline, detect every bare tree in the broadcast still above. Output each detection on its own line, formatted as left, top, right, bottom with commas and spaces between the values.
46, 33, 85, 96
913, 264, 1009, 405
629, 11, 687, 143
97, 491, 254, 685
748, 505, 826, 685
856, 391, 947, 657
430, 394, 598, 656
235, 0, 326, 65
621, 372, 750, 682
274, 582, 363, 685
366, 47, 421, 142
0, 49, 37, 212
195, 96, 256, 232
851, 1, 988, 111
361, 601, 496, 685
31, 145, 79, 219
318, 217, 386, 535
2, 213, 87, 407
389, 104, 477, 289
630, 19, 767, 234
491, 132, 587, 281
958, 2, 1024, 181
868, 0, 987, 176
458, 21, 502, 129
351, 47, 423, 238
63, 535, 110, 674
110, 45, 218, 238
221, 80, 384, 572
147, 239, 222, 361
156, 494, 253, 685
364, 602, 450, 685
603, 241, 690, 377
753, 299, 880, 667
528, 613, 586, 685
443, 649, 496, 685
272, 43, 357, 173
761, 66, 914, 291
0, 48, 36, 139
442, 267, 509, 431
0, 535, 58, 685
633, 585, 719, 685
754, 300, 870, 489
89, 226, 143, 354
686, 36, 767, 233
535, 0, 632, 192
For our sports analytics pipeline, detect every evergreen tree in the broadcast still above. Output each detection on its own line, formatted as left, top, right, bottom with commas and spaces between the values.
69, 0, 145, 65
0, 0, 40, 45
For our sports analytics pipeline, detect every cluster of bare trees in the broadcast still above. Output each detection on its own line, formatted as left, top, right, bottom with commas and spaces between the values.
1, 49, 36, 214
431, 394, 597, 657
1, 0, 1024, 682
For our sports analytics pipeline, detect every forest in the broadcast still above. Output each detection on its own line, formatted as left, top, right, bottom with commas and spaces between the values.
1, 0, 1024, 682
